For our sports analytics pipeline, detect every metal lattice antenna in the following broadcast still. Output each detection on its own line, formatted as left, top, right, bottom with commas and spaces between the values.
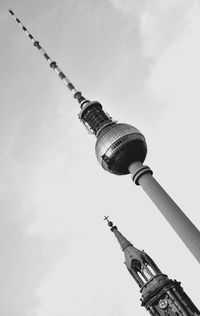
8, 9, 89, 107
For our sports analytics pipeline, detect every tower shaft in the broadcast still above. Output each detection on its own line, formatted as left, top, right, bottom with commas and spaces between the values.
129, 162, 200, 264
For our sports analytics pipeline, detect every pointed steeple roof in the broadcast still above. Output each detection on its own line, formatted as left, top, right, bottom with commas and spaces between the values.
111, 225, 133, 251
104, 216, 142, 256
104, 216, 162, 288
104, 216, 140, 251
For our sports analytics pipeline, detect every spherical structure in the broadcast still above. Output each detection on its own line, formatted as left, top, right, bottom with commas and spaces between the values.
95, 123, 147, 175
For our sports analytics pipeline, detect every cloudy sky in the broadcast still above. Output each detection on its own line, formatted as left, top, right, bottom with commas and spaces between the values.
1, 0, 200, 315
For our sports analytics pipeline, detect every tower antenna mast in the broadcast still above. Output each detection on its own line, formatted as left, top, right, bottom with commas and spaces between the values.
8, 9, 88, 107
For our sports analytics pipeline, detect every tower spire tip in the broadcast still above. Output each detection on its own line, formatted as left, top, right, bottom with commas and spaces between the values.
8, 8, 88, 106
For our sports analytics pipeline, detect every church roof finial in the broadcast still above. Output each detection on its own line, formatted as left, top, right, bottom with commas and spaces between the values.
104, 215, 114, 228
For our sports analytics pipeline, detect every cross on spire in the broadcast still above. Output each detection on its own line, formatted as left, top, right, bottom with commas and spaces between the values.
103, 215, 109, 222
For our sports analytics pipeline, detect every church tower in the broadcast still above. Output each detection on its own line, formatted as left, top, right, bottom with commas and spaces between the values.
104, 217, 200, 315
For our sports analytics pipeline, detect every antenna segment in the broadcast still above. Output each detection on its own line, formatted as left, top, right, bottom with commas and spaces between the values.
8, 9, 88, 107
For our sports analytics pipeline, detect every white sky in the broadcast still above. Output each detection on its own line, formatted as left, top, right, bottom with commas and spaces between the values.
1, 0, 200, 315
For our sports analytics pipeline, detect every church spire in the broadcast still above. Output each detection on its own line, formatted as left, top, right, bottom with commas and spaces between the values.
104, 216, 162, 288
104, 216, 132, 251
104, 217, 200, 315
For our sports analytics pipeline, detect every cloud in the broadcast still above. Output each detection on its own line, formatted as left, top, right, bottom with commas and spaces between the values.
110, 0, 194, 58
148, 2, 200, 110
146, 2, 200, 208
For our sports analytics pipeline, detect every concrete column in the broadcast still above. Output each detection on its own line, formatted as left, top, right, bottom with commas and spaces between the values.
128, 161, 200, 264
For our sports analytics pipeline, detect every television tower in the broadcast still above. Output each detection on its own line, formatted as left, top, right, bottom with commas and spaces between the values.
104, 217, 200, 315
9, 10, 200, 263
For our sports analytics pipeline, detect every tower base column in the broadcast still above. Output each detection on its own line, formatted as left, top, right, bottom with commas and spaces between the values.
128, 161, 200, 264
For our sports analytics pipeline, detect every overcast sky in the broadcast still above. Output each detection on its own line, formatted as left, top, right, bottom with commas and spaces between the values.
1, 0, 200, 315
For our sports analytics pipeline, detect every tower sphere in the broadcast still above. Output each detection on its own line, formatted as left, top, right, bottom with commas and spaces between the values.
95, 123, 147, 175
